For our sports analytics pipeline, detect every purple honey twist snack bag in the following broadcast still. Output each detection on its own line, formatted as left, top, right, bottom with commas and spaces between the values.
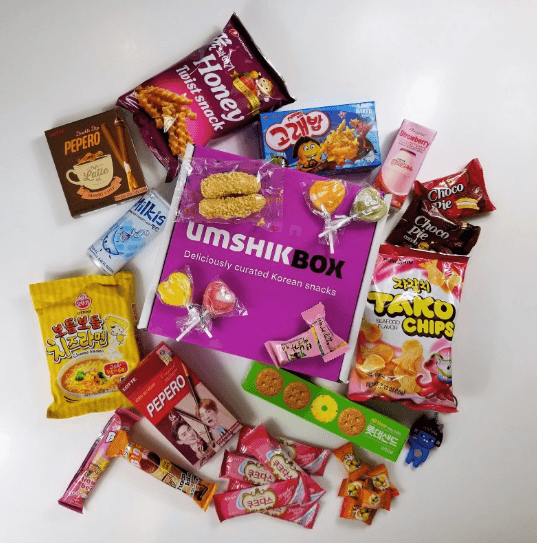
117, 13, 294, 181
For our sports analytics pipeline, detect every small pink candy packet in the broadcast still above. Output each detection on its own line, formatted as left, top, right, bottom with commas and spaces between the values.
240, 424, 325, 504
213, 479, 303, 522
265, 302, 349, 367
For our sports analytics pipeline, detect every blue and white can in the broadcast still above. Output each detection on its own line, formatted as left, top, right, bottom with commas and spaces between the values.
88, 189, 170, 275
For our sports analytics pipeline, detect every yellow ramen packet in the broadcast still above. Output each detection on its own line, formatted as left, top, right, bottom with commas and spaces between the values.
30, 272, 140, 419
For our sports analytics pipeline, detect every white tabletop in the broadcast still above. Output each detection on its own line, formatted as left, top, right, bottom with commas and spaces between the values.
1, 1, 536, 542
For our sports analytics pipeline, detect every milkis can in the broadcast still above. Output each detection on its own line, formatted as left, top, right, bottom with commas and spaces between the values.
88, 189, 169, 275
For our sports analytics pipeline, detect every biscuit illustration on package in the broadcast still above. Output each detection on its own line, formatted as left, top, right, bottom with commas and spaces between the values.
243, 362, 410, 462
255, 368, 284, 397
338, 408, 366, 436
283, 382, 311, 410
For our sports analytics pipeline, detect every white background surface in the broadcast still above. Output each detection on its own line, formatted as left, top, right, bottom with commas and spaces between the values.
1, 1, 536, 541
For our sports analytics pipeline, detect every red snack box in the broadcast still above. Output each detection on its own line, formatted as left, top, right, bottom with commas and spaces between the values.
119, 342, 241, 468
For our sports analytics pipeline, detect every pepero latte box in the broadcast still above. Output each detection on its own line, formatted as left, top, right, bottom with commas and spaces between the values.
242, 362, 409, 462
45, 109, 147, 217
138, 144, 389, 382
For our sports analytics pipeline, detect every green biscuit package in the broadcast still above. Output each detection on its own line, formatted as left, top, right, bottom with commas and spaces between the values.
242, 361, 409, 462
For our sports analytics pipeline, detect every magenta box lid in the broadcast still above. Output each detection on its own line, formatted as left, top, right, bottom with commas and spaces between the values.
141, 145, 386, 382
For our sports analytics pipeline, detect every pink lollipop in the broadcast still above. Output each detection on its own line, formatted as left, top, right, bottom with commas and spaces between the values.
202, 279, 237, 317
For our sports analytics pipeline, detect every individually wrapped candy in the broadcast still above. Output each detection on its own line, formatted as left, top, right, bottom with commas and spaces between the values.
157, 266, 247, 341
265, 302, 349, 367
303, 179, 347, 253
156, 267, 211, 339
213, 479, 304, 522
239, 424, 325, 505
177, 277, 247, 341
237, 425, 330, 476
318, 186, 388, 245
176, 157, 284, 231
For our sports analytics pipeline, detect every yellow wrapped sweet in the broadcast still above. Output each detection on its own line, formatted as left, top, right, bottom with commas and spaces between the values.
29, 272, 140, 418
157, 271, 192, 306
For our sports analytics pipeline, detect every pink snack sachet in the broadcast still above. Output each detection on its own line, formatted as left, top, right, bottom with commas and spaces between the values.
221, 454, 320, 528
213, 479, 304, 522
238, 425, 330, 477
277, 437, 331, 476
240, 424, 325, 504
220, 450, 276, 485
58, 408, 141, 513
265, 303, 349, 367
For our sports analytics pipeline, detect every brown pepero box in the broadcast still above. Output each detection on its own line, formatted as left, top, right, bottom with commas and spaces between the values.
45, 109, 148, 217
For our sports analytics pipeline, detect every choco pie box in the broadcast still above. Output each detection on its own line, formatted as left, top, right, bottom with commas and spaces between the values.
119, 342, 241, 469
138, 145, 389, 382
260, 102, 382, 175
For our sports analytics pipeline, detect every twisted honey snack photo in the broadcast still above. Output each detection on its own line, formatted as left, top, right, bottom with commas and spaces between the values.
135, 85, 197, 157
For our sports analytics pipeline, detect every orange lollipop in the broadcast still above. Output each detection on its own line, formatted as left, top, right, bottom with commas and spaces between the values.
309, 180, 346, 213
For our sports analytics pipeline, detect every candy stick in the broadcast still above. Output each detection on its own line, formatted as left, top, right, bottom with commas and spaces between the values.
175, 311, 213, 342
318, 215, 352, 239
100, 122, 137, 192
114, 111, 138, 190
181, 362, 216, 448
171, 407, 205, 426
319, 187, 388, 240
175, 304, 213, 341
318, 203, 335, 254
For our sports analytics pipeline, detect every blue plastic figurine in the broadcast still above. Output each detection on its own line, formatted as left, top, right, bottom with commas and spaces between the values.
405, 414, 443, 468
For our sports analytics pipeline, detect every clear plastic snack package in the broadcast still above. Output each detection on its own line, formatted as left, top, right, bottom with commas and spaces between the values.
302, 179, 388, 253
176, 157, 284, 231
156, 265, 247, 340
303, 179, 347, 253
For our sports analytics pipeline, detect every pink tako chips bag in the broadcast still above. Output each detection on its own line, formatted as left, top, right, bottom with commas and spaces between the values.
348, 244, 469, 412
117, 14, 294, 181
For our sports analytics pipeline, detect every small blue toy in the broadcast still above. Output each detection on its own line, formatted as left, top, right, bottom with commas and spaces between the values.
405, 414, 443, 468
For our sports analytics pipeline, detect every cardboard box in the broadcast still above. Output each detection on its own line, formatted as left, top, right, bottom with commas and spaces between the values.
242, 362, 409, 462
45, 109, 147, 217
139, 144, 389, 382
260, 102, 381, 175
119, 342, 242, 469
